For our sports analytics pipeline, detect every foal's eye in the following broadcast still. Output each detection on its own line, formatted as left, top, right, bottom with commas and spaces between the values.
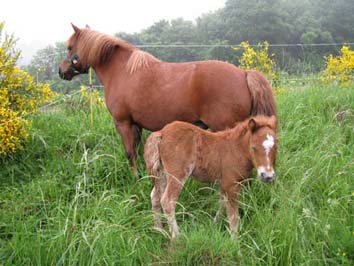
251, 146, 257, 152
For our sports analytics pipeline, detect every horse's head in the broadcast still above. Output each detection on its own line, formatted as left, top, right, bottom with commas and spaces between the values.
248, 115, 278, 183
58, 24, 89, 80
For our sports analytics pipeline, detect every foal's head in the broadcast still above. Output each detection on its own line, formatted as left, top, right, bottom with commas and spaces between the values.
247, 115, 278, 183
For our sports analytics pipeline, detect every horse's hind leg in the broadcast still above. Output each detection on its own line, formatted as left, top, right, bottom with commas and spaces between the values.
132, 124, 142, 150
114, 119, 139, 175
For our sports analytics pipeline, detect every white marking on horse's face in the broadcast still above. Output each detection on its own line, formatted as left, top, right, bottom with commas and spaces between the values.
262, 134, 275, 156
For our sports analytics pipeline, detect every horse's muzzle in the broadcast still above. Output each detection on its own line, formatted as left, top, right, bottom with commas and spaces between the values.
58, 67, 73, 80
58, 68, 65, 79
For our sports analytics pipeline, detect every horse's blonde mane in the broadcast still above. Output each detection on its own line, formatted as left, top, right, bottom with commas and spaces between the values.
68, 28, 160, 72
127, 50, 160, 74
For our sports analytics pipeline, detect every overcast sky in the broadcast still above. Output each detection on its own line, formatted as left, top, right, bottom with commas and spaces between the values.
1, 0, 225, 64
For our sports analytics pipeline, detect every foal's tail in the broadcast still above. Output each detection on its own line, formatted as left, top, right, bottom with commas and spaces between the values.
246, 70, 277, 117
144, 132, 163, 180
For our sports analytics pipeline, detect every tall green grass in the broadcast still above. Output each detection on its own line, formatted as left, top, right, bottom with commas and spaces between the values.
1, 85, 353, 265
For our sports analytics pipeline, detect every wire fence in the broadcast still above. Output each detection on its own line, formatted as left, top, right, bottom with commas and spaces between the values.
0, 89, 83, 127
23, 42, 353, 83
135, 42, 354, 48
2, 42, 353, 96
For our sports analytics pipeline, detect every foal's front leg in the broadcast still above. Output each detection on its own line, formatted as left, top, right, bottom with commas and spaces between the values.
114, 119, 141, 175
221, 183, 241, 238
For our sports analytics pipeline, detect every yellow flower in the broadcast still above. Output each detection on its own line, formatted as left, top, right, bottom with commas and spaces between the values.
323, 45, 354, 86
236, 41, 279, 88
0, 22, 57, 156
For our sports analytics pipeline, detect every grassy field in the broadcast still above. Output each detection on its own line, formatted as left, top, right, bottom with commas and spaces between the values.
0, 85, 353, 265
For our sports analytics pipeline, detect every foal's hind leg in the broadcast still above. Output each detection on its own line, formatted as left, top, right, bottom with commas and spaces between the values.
150, 174, 166, 231
160, 170, 189, 238
151, 183, 163, 230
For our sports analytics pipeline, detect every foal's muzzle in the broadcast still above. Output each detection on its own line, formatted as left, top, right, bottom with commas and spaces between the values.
257, 167, 276, 183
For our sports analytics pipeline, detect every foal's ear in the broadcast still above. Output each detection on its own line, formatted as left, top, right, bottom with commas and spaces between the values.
71, 23, 80, 33
248, 118, 259, 133
269, 115, 277, 129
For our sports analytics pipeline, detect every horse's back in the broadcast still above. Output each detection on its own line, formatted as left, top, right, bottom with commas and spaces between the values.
189, 61, 253, 130
150, 60, 252, 129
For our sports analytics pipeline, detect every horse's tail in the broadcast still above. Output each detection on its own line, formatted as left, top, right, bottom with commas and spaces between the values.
144, 132, 163, 180
246, 70, 277, 117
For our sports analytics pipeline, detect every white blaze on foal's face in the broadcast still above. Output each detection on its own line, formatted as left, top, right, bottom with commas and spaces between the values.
263, 134, 275, 160
256, 133, 276, 182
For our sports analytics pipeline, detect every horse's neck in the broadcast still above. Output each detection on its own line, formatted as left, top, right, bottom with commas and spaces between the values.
94, 49, 132, 87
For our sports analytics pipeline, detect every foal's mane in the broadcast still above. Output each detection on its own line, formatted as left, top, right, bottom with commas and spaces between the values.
70, 28, 160, 72
218, 115, 276, 139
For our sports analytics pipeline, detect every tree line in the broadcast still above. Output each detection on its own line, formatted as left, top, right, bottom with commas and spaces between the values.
25, 0, 354, 91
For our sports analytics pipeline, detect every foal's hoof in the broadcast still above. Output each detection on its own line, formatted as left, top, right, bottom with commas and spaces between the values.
171, 231, 180, 240
213, 210, 221, 223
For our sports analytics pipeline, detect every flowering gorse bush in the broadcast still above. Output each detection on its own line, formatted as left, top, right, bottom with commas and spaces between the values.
323, 46, 354, 86
0, 22, 56, 156
0, 90, 30, 155
234, 41, 279, 87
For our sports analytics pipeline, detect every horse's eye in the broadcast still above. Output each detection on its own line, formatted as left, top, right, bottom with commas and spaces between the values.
251, 146, 257, 152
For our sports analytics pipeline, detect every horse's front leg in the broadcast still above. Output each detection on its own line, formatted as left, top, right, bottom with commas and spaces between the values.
114, 119, 141, 175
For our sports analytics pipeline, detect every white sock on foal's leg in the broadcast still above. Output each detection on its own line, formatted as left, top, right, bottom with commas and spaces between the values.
166, 212, 179, 238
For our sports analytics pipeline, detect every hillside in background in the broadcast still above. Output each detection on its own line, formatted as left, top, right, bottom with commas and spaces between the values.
22, 0, 354, 92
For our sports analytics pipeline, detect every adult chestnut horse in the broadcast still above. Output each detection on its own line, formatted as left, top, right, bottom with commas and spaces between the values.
59, 24, 277, 173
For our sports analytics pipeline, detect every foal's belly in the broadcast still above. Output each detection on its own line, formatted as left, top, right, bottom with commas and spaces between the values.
192, 168, 220, 183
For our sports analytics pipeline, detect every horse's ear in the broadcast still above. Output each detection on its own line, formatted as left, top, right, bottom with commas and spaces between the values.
248, 118, 259, 133
269, 115, 277, 129
71, 23, 80, 33
85, 24, 91, 29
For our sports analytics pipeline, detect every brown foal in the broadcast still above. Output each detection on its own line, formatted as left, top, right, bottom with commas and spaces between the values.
144, 115, 278, 238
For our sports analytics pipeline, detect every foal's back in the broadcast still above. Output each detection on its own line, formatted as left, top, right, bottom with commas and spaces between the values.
155, 121, 242, 182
